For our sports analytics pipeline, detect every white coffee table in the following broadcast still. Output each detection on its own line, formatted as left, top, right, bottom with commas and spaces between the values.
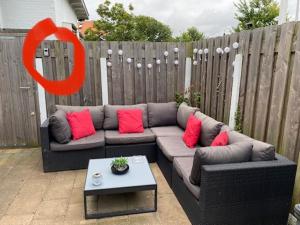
84, 156, 157, 219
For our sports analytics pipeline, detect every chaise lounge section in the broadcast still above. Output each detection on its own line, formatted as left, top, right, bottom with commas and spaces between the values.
40, 101, 297, 225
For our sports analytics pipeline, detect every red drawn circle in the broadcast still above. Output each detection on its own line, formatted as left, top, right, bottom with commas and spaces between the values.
22, 18, 85, 95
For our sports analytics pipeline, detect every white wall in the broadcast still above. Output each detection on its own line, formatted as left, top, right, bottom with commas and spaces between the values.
0, 1, 3, 29
0, 0, 78, 30
0, 0, 56, 29
54, 0, 77, 28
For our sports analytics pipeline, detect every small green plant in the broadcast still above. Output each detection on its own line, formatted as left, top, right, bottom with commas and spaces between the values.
175, 86, 201, 108
111, 157, 128, 169
234, 106, 243, 133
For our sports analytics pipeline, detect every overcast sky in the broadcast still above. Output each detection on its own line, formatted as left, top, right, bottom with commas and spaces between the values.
84, 0, 299, 37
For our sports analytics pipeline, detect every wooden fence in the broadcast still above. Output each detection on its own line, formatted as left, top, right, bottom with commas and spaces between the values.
36, 41, 188, 115
191, 22, 300, 166
1, 22, 300, 165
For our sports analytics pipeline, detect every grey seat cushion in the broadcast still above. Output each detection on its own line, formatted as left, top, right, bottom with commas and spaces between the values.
150, 126, 184, 137
190, 142, 253, 185
148, 102, 177, 127
222, 126, 275, 161
103, 104, 148, 130
49, 110, 71, 144
174, 157, 200, 199
194, 111, 223, 146
156, 136, 197, 162
105, 129, 155, 145
50, 130, 105, 151
56, 105, 104, 130
177, 102, 198, 129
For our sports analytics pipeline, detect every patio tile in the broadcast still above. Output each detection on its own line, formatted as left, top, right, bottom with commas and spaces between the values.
69, 188, 84, 204
0, 214, 34, 225
19, 177, 51, 194
6, 191, 43, 215
30, 217, 65, 225
44, 182, 74, 200
34, 199, 69, 219
97, 215, 129, 225
157, 195, 190, 225
0, 148, 191, 225
64, 203, 85, 222
128, 213, 161, 225
74, 169, 87, 188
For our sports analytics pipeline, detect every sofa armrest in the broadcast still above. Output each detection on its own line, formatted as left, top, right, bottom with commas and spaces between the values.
199, 154, 296, 209
40, 118, 50, 152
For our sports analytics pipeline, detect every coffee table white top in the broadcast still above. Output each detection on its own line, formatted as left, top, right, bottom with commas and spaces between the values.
84, 156, 156, 192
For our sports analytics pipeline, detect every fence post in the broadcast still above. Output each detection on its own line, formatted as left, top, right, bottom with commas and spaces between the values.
229, 54, 243, 129
184, 57, 192, 98
35, 58, 47, 124
279, 0, 288, 25
100, 58, 108, 105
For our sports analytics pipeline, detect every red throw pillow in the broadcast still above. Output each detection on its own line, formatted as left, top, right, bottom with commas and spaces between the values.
182, 114, 202, 148
211, 131, 229, 146
117, 109, 144, 134
66, 109, 96, 140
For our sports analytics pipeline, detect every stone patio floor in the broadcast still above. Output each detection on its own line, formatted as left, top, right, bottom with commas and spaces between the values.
0, 148, 191, 225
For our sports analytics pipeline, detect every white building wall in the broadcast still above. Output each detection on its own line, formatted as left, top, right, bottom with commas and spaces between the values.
0, 0, 78, 30
54, 0, 78, 29
0, 0, 56, 29
0, 2, 3, 28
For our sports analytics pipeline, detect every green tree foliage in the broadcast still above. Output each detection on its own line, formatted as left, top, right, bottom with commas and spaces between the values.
175, 27, 205, 42
234, 0, 279, 32
85, 0, 172, 41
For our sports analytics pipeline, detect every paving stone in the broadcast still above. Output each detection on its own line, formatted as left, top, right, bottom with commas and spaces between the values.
30, 217, 65, 225
128, 213, 161, 225
34, 199, 69, 219
6, 191, 43, 215
0, 148, 191, 225
0, 214, 34, 225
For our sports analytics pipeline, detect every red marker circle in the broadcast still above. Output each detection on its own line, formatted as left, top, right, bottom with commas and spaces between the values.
23, 18, 85, 95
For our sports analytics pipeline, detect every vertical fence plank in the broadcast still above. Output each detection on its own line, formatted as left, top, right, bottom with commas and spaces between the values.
211, 37, 221, 119
178, 42, 186, 94
155, 42, 167, 102
223, 33, 239, 124
145, 42, 155, 102
217, 35, 230, 122
281, 23, 300, 160
253, 26, 277, 141
242, 29, 263, 136
238, 30, 251, 130
134, 42, 145, 104
41, 41, 56, 114
266, 22, 296, 147
205, 38, 215, 116
54, 41, 68, 105
166, 42, 176, 101
200, 39, 208, 111
122, 42, 134, 105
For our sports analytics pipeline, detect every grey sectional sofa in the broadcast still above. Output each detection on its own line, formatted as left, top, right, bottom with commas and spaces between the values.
40, 102, 296, 225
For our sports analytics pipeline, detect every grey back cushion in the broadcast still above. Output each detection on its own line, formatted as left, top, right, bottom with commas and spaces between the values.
177, 102, 198, 129
103, 104, 148, 130
222, 126, 275, 161
56, 105, 104, 130
49, 110, 71, 144
190, 142, 253, 185
194, 111, 223, 146
148, 102, 177, 127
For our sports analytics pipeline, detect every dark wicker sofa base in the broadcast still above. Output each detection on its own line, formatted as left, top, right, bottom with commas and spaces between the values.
172, 154, 296, 225
42, 147, 105, 172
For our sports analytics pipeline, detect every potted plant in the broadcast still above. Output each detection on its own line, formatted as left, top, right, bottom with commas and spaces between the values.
111, 157, 129, 175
